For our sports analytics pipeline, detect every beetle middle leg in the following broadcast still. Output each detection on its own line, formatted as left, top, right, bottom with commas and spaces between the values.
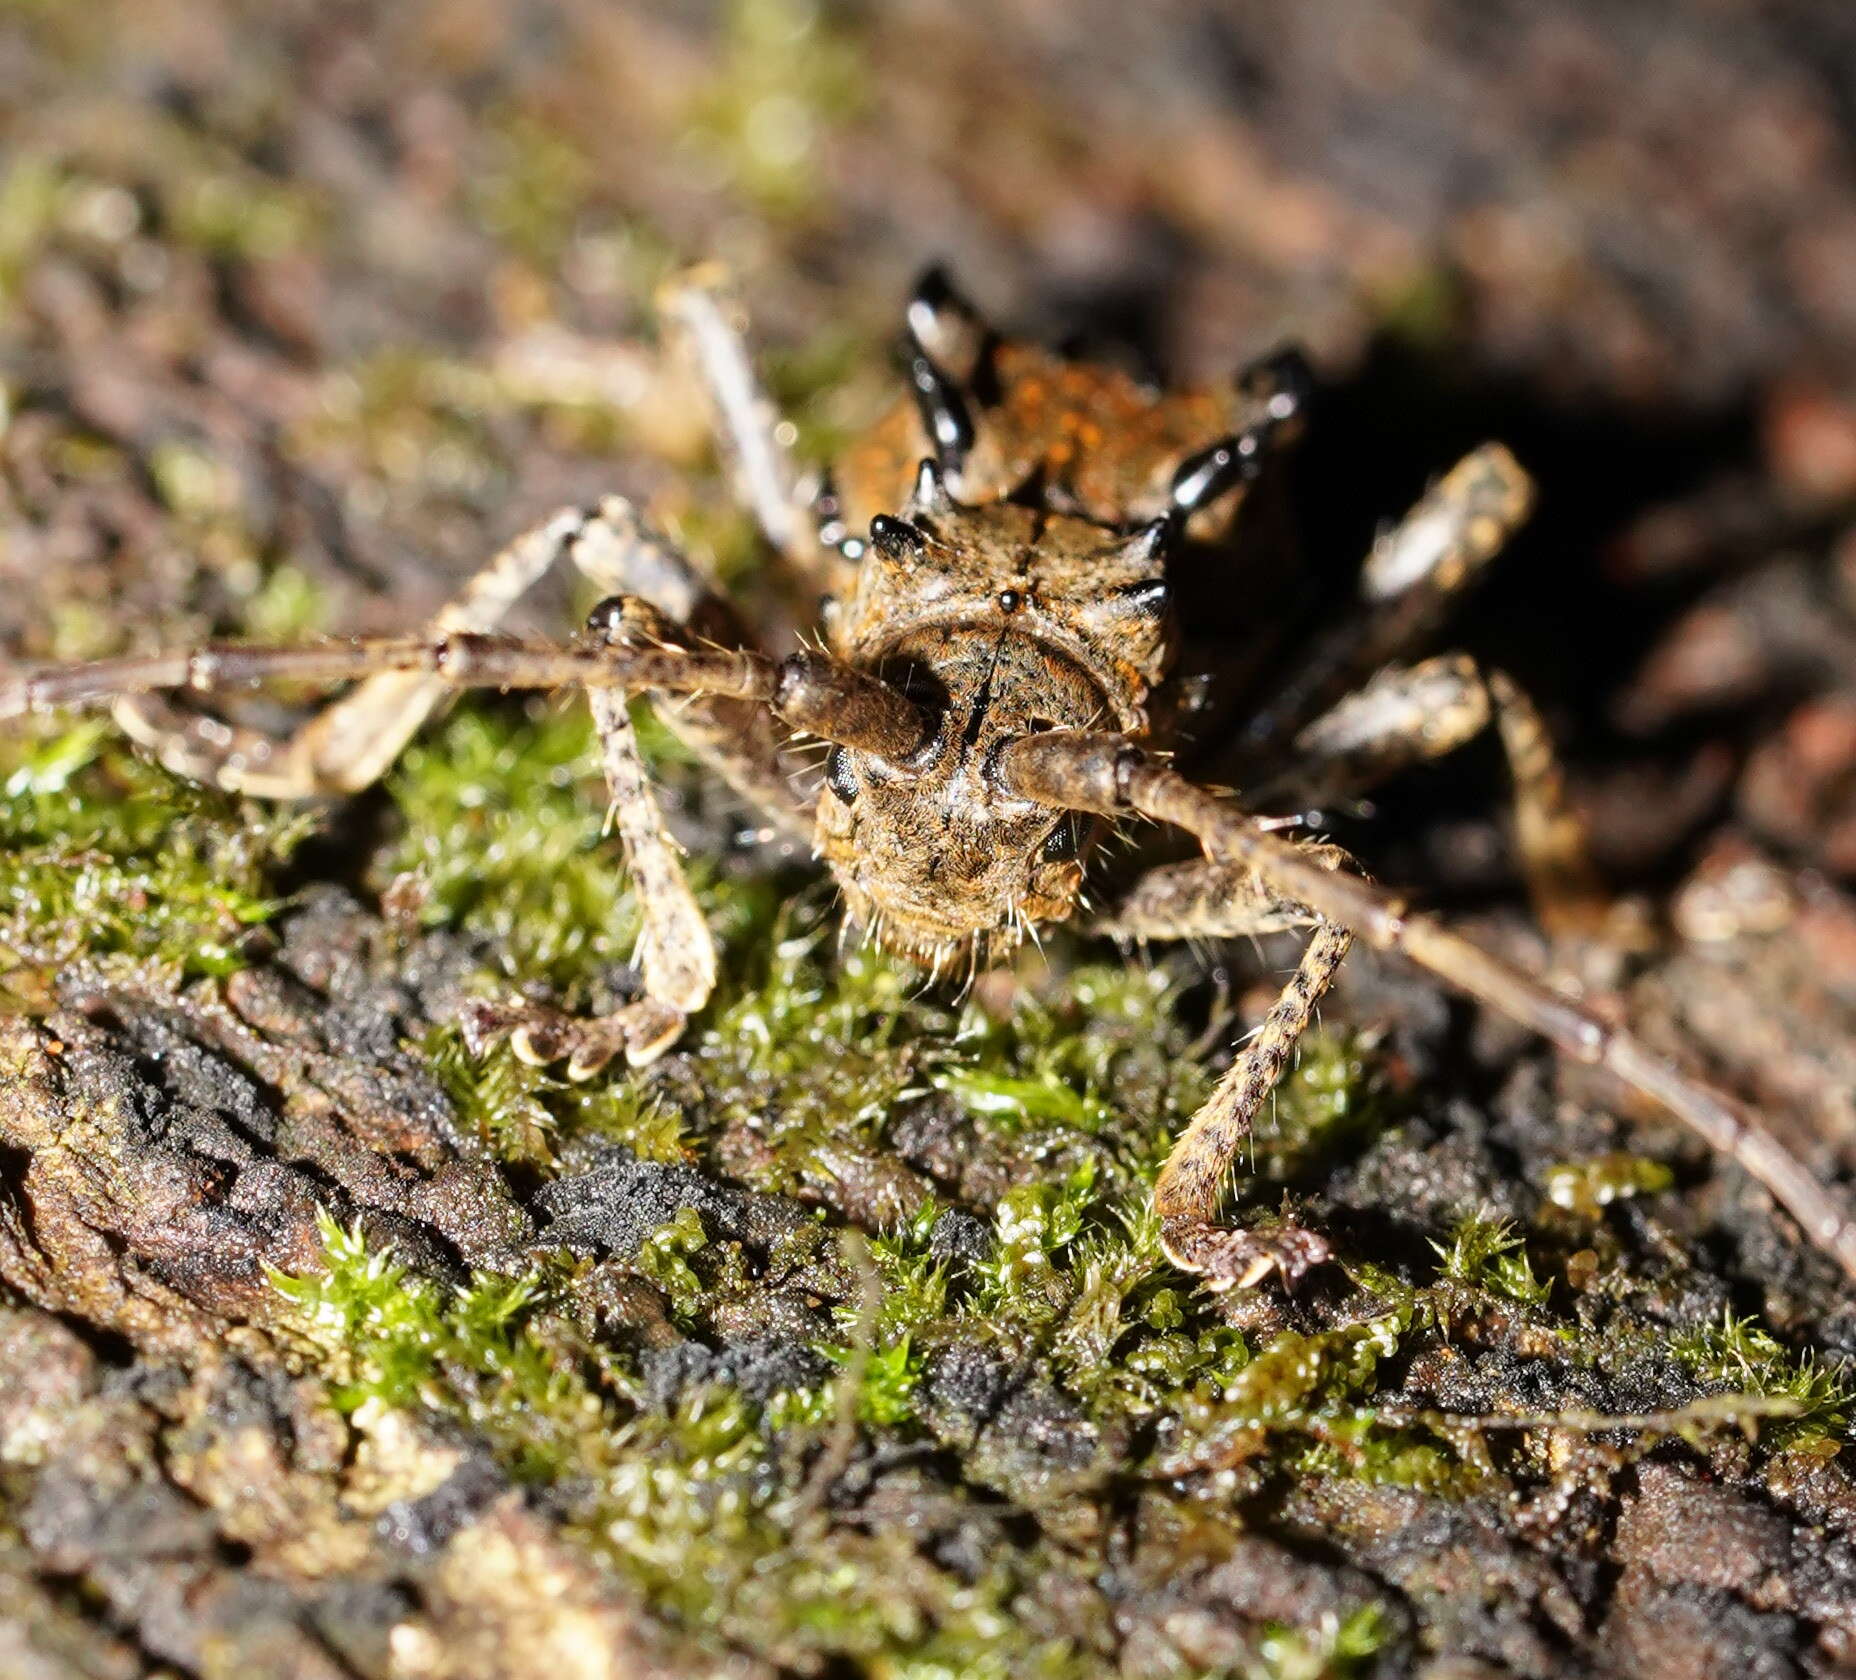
568, 498, 813, 851
101, 487, 813, 1074
103, 486, 807, 815
657, 265, 825, 579
1236, 442, 1537, 762
1273, 652, 1608, 935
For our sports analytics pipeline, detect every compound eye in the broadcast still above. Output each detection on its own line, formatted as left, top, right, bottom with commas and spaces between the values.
825, 745, 858, 805
1041, 813, 1083, 864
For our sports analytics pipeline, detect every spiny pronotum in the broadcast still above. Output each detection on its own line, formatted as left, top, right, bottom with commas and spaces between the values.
6, 266, 1852, 1288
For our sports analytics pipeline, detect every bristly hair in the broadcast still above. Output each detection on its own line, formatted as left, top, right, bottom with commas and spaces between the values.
839, 889, 1031, 981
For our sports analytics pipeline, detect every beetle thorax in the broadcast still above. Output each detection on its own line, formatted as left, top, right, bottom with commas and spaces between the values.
811, 487, 1175, 970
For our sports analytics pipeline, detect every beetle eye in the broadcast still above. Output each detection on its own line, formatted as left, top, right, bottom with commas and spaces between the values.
825, 746, 858, 805
1041, 813, 1083, 863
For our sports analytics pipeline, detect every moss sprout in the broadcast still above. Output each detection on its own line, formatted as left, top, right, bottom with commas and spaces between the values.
1430, 1216, 1553, 1307
270, 1213, 611, 1486
1250, 1604, 1391, 1680
1671, 1308, 1853, 1453
1542, 1152, 1675, 1217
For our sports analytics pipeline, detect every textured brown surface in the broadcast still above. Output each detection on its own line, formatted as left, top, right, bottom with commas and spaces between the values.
6, 2, 1856, 1675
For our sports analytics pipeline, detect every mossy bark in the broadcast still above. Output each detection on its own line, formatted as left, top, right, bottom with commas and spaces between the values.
5, 3, 1856, 1676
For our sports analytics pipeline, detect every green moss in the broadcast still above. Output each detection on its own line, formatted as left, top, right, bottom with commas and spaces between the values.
1543, 1152, 1674, 1218
943, 965, 1215, 1157
832, 1330, 924, 1428
593, 1382, 1107, 1676
977, 1163, 1099, 1304
423, 1028, 559, 1167
270, 1212, 608, 1485
272, 1216, 1115, 1676
667, 940, 1312, 1422
1430, 1217, 1552, 1308
865, 1207, 950, 1333
377, 788, 1412, 1504
380, 702, 642, 994
269, 1198, 1449, 1673
1158, 1285, 1479, 1493
0, 723, 311, 985
632, 1206, 711, 1318
1245, 1027, 1389, 1184
1252, 1604, 1390, 1680
683, 970, 1396, 1430
1671, 1308, 1853, 1453
692, 915, 952, 1195
684, 0, 866, 218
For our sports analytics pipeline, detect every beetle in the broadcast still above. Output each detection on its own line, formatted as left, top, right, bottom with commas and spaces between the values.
7, 265, 1852, 1287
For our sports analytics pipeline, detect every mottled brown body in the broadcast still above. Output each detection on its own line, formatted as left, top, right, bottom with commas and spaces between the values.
833, 341, 1258, 533
9, 268, 1856, 1288
817, 490, 1170, 965
814, 322, 1302, 968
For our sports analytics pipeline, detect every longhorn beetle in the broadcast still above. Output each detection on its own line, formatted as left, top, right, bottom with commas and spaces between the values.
6, 265, 1853, 1288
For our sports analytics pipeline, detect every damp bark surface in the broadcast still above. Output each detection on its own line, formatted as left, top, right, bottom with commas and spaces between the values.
5, 4, 1856, 1676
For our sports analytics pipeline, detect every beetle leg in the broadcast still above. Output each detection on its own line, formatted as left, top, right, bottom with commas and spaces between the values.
108, 510, 588, 798
1239, 443, 1536, 762
1270, 653, 1606, 937
999, 728, 1856, 1285
454, 602, 714, 1077
458, 507, 817, 1078
1087, 849, 1350, 1288
569, 498, 813, 849
657, 264, 821, 571
1154, 921, 1353, 1289
452, 508, 937, 1076
1091, 849, 1341, 943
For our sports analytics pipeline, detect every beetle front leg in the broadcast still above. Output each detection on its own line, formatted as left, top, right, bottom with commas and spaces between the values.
657, 265, 822, 573
456, 500, 817, 1080
1155, 920, 1353, 1289
456, 604, 718, 1076
108, 511, 589, 798
450, 504, 930, 1079
1091, 852, 1352, 1288
1092, 850, 1344, 942
999, 729, 1856, 1283
460, 609, 716, 1077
